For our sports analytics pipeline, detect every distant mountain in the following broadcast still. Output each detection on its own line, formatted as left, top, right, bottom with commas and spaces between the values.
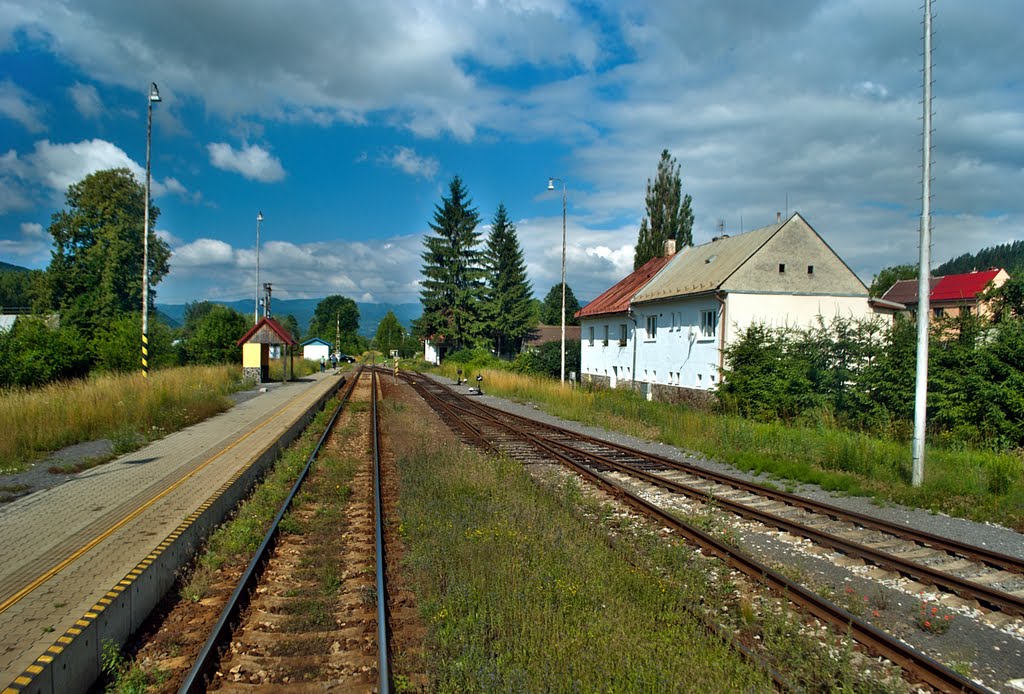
935, 240, 1024, 277
0, 261, 31, 273
157, 298, 420, 338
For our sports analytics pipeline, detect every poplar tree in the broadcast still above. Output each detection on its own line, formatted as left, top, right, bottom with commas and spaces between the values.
482, 203, 534, 356
418, 175, 485, 349
633, 149, 694, 269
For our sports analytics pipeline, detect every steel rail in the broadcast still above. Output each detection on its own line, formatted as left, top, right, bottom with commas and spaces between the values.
178, 372, 358, 693
418, 378, 1024, 594
396, 374, 795, 691
372, 368, 394, 693
404, 375, 992, 694
477, 396, 1024, 577
535, 435, 1024, 616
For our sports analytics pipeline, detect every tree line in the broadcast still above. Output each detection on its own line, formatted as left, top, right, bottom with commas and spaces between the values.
0, 168, 423, 388
719, 293, 1024, 452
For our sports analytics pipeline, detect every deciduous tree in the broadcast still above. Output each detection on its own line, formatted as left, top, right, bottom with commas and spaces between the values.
308, 295, 359, 344
42, 168, 170, 335
374, 310, 405, 356
540, 283, 581, 326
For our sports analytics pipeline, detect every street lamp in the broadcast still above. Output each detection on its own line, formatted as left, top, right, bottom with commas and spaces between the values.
548, 176, 567, 385
142, 82, 160, 378
255, 211, 263, 324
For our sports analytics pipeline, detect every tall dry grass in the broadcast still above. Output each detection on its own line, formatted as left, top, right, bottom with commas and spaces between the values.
0, 366, 244, 471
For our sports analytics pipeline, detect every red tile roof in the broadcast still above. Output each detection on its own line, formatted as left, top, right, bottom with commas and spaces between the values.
881, 270, 1002, 306
931, 269, 1001, 302
235, 317, 299, 346
576, 255, 672, 318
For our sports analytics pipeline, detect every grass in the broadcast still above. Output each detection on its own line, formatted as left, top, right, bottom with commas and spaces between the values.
0, 365, 248, 473
385, 396, 905, 692
442, 367, 1024, 531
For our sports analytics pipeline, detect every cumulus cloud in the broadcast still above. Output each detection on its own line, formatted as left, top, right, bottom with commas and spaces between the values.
0, 79, 45, 133
0, 221, 50, 262
207, 143, 285, 183
381, 147, 439, 179
0, 139, 192, 213
68, 82, 103, 119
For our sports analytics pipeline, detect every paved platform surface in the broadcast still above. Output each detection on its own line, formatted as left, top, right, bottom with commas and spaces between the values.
0, 372, 343, 686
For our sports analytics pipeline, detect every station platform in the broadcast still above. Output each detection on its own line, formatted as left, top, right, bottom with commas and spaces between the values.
0, 372, 344, 693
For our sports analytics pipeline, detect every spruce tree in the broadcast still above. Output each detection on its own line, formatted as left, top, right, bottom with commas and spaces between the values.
418, 176, 485, 350
541, 283, 581, 326
633, 149, 694, 269
482, 203, 534, 356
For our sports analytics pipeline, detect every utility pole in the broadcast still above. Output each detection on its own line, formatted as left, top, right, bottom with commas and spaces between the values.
912, 0, 933, 487
335, 313, 341, 361
263, 283, 272, 319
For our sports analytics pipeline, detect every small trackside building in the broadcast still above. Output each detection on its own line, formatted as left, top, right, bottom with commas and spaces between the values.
236, 317, 299, 383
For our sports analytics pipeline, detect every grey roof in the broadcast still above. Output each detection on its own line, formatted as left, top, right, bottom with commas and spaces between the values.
0, 315, 16, 332
633, 221, 782, 303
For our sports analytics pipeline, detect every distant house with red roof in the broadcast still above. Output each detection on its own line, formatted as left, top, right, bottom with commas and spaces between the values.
879, 268, 1009, 321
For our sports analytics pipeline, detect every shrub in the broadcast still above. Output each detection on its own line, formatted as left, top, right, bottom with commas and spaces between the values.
0, 317, 92, 387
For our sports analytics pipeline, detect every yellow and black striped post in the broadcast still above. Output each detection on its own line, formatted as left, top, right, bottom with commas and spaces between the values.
141, 333, 149, 378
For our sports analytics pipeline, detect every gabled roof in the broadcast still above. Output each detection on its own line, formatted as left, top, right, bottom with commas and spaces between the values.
880, 269, 1005, 305
633, 220, 783, 303
301, 337, 332, 347
522, 324, 581, 347
235, 317, 299, 346
932, 269, 1002, 302
577, 255, 672, 319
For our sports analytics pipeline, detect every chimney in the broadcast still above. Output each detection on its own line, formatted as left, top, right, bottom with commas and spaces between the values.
663, 239, 676, 257
776, 211, 781, 223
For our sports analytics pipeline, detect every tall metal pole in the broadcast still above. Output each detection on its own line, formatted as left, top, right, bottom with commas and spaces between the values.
912, 0, 933, 487
142, 83, 160, 378
255, 211, 263, 325
560, 182, 566, 386
548, 177, 567, 385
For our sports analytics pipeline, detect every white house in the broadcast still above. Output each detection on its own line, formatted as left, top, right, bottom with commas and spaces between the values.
578, 213, 876, 397
301, 337, 332, 362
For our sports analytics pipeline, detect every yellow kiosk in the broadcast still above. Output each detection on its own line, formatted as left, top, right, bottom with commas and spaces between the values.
236, 317, 298, 383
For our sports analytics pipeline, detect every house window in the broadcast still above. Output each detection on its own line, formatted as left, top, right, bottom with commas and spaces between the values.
588, 326, 594, 346
779, 263, 786, 273
934, 307, 944, 318
619, 323, 628, 346
700, 309, 718, 338
807, 265, 814, 274
645, 315, 657, 340
602, 325, 609, 346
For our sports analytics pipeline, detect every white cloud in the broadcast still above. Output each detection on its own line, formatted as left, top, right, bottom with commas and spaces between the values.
68, 82, 103, 119
0, 221, 50, 262
207, 143, 285, 183
381, 147, 439, 179
0, 139, 192, 213
0, 79, 45, 133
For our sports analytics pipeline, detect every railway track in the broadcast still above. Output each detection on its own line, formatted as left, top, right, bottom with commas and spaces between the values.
178, 367, 395, 692
400, 372, 1006, 694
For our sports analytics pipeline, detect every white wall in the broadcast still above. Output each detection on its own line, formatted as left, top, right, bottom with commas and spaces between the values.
580, 316, 634, 387
303, 343, 331, 361
424, 340, 440, 365
631, 298, 724, 390
724, 293, 875, 347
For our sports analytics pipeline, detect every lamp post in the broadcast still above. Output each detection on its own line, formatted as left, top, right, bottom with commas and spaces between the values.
142, 82, 160, 379
547, 176, 567, 385
255, 211, 263, 325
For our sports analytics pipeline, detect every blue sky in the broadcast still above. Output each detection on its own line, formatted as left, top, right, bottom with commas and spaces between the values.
1, 1, 1022, 307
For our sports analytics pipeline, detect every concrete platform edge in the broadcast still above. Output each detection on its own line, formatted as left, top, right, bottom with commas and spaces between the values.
2, 376, 343, 694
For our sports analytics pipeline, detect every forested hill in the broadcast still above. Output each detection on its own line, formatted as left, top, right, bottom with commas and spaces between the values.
0, 261, 30, 273
935, 240, 1024, 276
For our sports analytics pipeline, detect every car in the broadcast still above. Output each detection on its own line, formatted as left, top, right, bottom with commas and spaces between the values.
338, 354, 356, 363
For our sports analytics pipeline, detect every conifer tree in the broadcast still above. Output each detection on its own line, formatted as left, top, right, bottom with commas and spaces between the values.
482, 203, 534, 356
633, 150, 694, 269
418, 176, 485, 349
